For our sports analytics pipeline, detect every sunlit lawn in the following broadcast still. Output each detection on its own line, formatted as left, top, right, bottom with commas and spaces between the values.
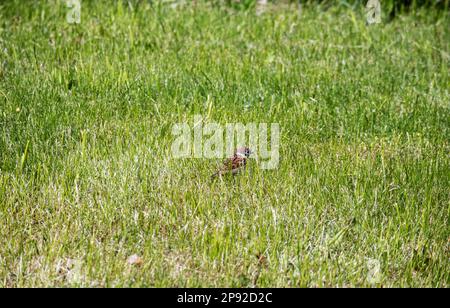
0, 1, 448, 287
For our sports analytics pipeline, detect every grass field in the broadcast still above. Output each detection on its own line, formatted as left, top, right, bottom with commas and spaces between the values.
0, 0, 449, 287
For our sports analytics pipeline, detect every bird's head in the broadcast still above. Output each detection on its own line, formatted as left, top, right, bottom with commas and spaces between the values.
236, 147, 252, 158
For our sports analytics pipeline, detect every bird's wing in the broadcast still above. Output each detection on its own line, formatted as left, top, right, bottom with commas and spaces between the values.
220, 157, 235, 171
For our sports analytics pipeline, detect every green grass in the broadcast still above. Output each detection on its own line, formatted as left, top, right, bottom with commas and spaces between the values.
0, 0, 449, 287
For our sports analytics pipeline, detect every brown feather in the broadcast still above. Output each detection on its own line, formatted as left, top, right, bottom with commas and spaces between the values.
211, 147, 251, 178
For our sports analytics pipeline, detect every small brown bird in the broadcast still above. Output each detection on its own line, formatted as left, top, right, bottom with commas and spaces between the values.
211, 147, 252, 178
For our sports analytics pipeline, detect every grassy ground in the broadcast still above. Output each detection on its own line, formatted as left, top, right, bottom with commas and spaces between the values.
0, 1, 449, 287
